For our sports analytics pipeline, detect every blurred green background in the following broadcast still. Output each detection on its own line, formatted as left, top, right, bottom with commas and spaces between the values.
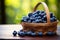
5, 0, 60, 24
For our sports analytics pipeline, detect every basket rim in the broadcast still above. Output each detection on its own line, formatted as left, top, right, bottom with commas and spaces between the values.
21, 21, 58, 27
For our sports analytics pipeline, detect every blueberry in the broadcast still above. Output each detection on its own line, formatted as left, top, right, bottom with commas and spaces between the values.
32, 15, 35, 17
38, 32, 43, 36
35, 19, 40, 23
34, 19, 42, 23
42, 20, 47, 23
26, 17, 30, 21
54, 18, 57, 21
21, 19, 26, 22
18, 31, 25, 37
31, 15, 35, 18
39, 19, 42, 23
30, 17, 35, 22
21, 16, 28, 22
32, 21, 36, 23
26, 31, 32, 36
35, 16, 41, 19
41, 10, 44, 13
36, 10, 40, 14
40, 13, 45, 17
13, 31, 17, 36
30, 32, 36, 36
34, 14, 39, 17
50, 16, 57, 22
23, 17, 30, 22
42, 15, 47, 21
33, 12, 39, 17
33, 12, 37, 15
28, 20, 31, 23
28, 13, 32, 17
31, 15, 36, 18
50, 18, 54, 22
38, 13, 41, 16
47, 31, 54, 36
50, 12, 54, 18
53, 16, 57, 21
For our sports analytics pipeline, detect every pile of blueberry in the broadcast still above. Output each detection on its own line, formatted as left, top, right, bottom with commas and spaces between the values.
13, 30, 56, 37
21, 10, 57, 23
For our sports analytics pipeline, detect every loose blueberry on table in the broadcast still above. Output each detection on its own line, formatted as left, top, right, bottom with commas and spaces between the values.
18, 30, 25, 37
30, 32, 36, 37
13, 30, 17, 36
47, 31, 55, 36
37, 32, 43, 36
26, 31, 32, 36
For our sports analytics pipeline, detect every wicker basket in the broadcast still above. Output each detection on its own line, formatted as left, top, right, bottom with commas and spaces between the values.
21, 2, 58, 35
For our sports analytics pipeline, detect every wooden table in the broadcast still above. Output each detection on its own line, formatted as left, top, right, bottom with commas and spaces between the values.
0, 24, 60, 40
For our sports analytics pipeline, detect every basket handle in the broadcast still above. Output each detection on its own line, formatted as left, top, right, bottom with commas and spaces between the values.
33, 2, 50, 24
